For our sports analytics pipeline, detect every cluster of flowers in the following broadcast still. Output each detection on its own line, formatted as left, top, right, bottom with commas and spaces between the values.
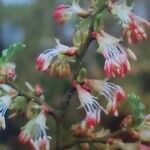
72, 79, 126, 128
35, 0, 150, 130
18, 83, 51, 150
1, 0, 149, 150
37, 0, 150, 78
0, 61, 17, 129
19, 106, 51, 150
0, 61, 51, 150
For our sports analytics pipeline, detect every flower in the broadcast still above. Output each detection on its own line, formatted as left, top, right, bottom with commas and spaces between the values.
84, 79, 126, 116
0, 63, 16, 82
0, 95, 12, 130
53, 1, 92, 24
91, 30, 137, 78
71, 122, 96, 138
107, 0, 150, 44
75, 83, 104, 128
19, 112, 51, 150
36, 39, 77, 77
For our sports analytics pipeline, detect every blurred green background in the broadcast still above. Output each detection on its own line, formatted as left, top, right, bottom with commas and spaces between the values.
0, 0, 150, 149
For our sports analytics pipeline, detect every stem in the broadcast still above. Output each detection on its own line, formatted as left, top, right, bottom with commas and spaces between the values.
61, 129, 130, 149
56, 118, 63, 150
6, 81, 56, 119
7, 81, 34, 101
55, 3, 106, 149
56, 3, 106, 116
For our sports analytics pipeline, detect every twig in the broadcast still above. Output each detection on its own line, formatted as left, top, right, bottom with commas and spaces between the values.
6, 81, 56, 119
56, 3, 106, 116
55, 3, 106, 150
61, 128, 130, 149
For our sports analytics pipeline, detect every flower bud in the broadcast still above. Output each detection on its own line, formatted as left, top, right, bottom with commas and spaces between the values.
34, 84, 43, 96
81, 143, 89, 150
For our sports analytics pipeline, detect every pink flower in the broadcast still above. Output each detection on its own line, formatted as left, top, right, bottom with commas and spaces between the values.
36, 39, 77, 77
75, 83, 104, 128
6, 68, 16, 80
124, 15, 148, 44
19, 112, 51, 150
53, 1, 91, 24
92, 30, 137, 78
138, 144, 150, 150
84, 79, 126, 116
0, 63, 16, 81
53, 4, 71, 25
107, 0, 150, 44
34, 84, 43, 96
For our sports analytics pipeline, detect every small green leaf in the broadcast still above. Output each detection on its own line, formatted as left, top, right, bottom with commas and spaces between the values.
128, 93, 145, 126
73, 19, 90, 48
96, 0, 106, 6
0, 90, 4, 97
77, 67, 87, 84
0, 42, 25, 64
126, 0, 134, 7
94, 13, 103, 31
10, 96, 28, 112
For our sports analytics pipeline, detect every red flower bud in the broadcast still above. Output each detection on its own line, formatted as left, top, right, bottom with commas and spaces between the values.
34, 84, 43, 96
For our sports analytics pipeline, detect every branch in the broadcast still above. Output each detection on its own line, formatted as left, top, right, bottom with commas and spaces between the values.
61, 128, 130, 149
55, 3, 107, 116
6, 81, 56, 119
55, 4, 106, 150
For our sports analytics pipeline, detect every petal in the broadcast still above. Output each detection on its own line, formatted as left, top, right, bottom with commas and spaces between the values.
127, 49, 137, 61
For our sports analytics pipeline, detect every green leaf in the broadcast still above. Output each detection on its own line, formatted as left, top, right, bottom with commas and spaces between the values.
94, 13, 103, 31
128, 93, 145, 126
96, 0, 106, 6
126, 0, 134, 7
0, 42, 25, 64
77, 67, 87, 84
10, 96, 28, 112
0, 90, 4, 97
73, 18, 90, 48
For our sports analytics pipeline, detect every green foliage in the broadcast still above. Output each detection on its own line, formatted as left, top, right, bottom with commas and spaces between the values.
126, 0, 134, 6
73, 18, 90, 48
0, 90, 4, 97
94, 13, 103, 31
10, 96, 28, 112
0, 43, 25, 64
96, 0, 106, 6
77, 67, 87, 83
128, 93, 145, 126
